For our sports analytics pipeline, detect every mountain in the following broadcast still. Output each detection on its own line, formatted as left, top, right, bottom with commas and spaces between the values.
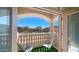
0, 24, 9, 34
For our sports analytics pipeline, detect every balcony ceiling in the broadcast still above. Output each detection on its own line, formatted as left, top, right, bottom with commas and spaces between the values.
18, 7, 79, 16
35, 7, 72, 12
18, 7, 63, 15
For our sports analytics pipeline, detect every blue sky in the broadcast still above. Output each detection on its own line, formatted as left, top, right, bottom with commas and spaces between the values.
0, 16, 59, 28
17, 16, 59, 28
54, 20, 59, 27
0, 16, 9, 25
17, 17, 49, 28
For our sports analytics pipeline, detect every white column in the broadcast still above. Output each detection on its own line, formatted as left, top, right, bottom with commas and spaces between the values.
11, 7, 17, 52
50, 15, 54, 38
58, 14, 62, 52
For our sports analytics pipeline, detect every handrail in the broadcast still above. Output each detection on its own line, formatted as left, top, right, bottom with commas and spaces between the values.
19, 32, 50, 35
0, 33, 10, 51
0, 34, 9, 36
18, 33, 51, 47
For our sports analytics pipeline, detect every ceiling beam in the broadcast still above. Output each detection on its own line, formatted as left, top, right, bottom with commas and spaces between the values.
26, 7, 62, 15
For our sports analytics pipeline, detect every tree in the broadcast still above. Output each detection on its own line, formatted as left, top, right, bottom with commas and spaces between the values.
35, 26, 42, 32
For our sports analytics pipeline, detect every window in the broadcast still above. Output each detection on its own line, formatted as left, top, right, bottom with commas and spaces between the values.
0, 8, 11, 52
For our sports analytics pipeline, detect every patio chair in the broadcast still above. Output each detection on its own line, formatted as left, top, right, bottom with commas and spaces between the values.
43, 33, 56, 48
17, 43, 33, 52
17, 43, 25, 52
24, 44, 33, 52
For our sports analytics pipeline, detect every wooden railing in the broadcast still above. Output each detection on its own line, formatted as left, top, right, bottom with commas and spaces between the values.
18, 33, 51, 47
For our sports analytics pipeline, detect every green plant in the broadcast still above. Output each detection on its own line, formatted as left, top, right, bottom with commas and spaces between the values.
31, 46, 58, 52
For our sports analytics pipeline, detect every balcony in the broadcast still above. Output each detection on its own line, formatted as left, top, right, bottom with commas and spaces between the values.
0, 7, 61, 52
0, 32, 58, 52
18, 32, 59, 52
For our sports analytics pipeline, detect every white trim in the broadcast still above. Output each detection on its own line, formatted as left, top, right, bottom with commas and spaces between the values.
67, 11, 79, 52
19, 32, 50, 35
18, 13, 51, 34
67, 10, 79, 16
37, 8, 62, 14
27, 7, 62, 15
57, 15, 62, 51
0, 34, 9, 36
63, 8, 79, 52
18, 13, 51, 22
11, 7, 17, 52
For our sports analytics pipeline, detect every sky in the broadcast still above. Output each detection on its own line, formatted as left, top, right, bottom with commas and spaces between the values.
17, 16, 59, 28
0, 16, 9, 25
54, 20, 59, 27
0, 16, 59, 28
17, 17, 49, 28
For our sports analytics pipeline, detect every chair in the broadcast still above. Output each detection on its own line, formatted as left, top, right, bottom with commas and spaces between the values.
17, 43, 33, 52
24, 44, 33, 52
43, 33, 56, 48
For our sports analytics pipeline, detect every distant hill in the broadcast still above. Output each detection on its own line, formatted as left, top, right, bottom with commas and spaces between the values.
17, 26, 50, 33
54, 26, 59, 33
0, 24, 9, 34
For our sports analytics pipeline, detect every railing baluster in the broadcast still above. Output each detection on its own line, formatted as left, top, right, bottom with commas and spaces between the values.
31, 35, 33, 43
37, 35, 38, 43
30, 35, 31, 43
21, 36, 22, 45
18, 36, 19, 44
40, 34, 42, 43
35, 34, 36, 43
29, 35, 30, 43
26, 35, 28, 44
25, 35, 26, 44
38, 34, 39, 43
34, 35, 35, 43
17, 33, 54, 47
23, 35, 25, 44
29, 35, 31, 43
35, 35, 37, 43
19, 35, 21, 44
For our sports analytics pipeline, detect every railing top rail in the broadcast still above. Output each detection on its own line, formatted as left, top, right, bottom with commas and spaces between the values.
19, 32, 50, 35
0, 34, 9, 36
